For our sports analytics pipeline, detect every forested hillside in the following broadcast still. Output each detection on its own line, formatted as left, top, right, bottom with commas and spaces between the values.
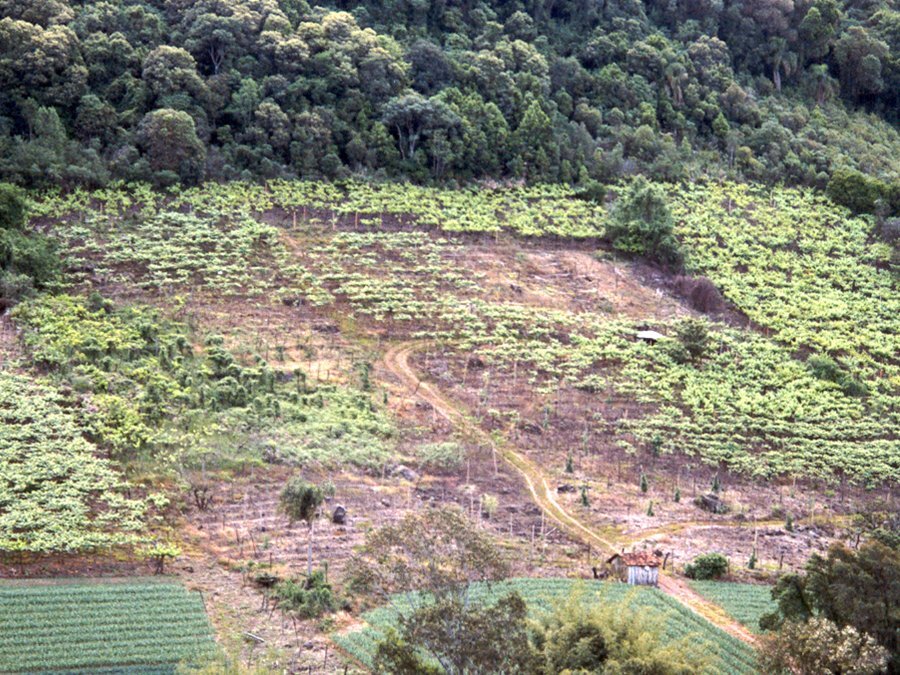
1, 0, 899, 204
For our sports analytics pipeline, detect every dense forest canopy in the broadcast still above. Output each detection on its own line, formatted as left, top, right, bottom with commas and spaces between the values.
0, 0, 898, 197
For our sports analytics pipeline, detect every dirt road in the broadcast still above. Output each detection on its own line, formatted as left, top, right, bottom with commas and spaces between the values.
382, 341, 757, 646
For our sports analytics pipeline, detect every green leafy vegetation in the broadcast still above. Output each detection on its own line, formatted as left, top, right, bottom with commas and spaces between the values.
688, 582, 776, 633
0, 183, 59, 306
11, 293, 394, 470
532, 591, 712, 674
760, 541, 900, 671
2, 0, 898, 665
0, 580, 218, 672
25, 179, 899, 484
606, 177, 681, 266
0, 372, 147, 556
346, 509, 740, 673
756, 616, 889, 675
416, 442, 466, 473
271, 570, 339, 620
685, 553, 730, 580
334, 578, 757, 675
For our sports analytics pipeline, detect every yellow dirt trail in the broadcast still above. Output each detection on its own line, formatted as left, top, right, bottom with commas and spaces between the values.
382, 341, 757, 646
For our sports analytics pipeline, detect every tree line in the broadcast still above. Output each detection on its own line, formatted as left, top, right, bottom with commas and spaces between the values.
0, 0, 898, 206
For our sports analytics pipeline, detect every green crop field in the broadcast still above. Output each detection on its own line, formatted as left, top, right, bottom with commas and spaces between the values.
0, 579, 218, 673
333, 578, 757, 675
689, 581, 777, 634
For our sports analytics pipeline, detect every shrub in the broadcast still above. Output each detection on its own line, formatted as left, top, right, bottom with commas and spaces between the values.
272, 569, 338, 619
416, 442, 464, 472
0, 185, 59, 305
673, 275, 725, 314
827, 168, 879, 214
574, 179, 607, 204
0, 230, 59, 303
685, 553, 729, 580
480, 494, 499, 519
806, 355, 869, 397
0, 183, 27, 231
671, 318, 710, 364
827, 168, 897, 216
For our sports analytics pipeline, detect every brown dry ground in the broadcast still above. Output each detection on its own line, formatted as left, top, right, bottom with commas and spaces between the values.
0, 314, 21, 366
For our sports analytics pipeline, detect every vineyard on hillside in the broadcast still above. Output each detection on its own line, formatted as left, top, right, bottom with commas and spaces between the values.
5, 176, 897, 671
0, 580, 218, 672
25, 180, 899, 484
334, 578, 758, 674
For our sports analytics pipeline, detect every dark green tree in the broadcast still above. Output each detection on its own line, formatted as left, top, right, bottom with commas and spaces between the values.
137, 108, 206, 184
759, 542, 900, 670
382, 93, 460, 166
606, 177, 681, 266
0, 182, 59, 305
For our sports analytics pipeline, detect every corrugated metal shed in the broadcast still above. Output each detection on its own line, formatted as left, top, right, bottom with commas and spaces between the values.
607, 551, 661, 586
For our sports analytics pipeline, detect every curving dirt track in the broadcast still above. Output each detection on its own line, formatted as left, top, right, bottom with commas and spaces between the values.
382, 341, 757, 646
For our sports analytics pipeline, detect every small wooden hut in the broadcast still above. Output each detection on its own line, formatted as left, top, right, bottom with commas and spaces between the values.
607, 551, 660, 586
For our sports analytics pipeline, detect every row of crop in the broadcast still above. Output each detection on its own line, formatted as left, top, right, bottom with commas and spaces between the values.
688, 581, 776, 634
0, 633, 216, 659
333, 578, 757, 675
32, 180, 608, 244
27, 180, 898, 485
0, 587, 205, 604
0, 582, 217, 673
0, 615, 213, 641
671, 182, 898, 390
287, 212, 898, 483
0, 585, 206, 601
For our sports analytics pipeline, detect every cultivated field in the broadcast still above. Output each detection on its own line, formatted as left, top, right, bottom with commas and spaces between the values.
688, 581, 776, 633
0, 579, 217, 673
334, 578, 758, 674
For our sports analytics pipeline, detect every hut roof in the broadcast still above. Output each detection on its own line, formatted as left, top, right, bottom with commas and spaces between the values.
607, 551, 661, 567
636, 330, 666, 341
